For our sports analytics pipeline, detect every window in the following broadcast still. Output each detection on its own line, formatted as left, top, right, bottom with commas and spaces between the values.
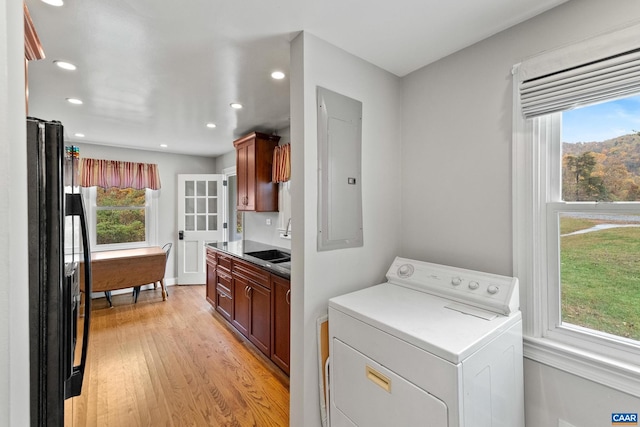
555, 99, 640, 343
83, 186, 158, 250
513, 24, 640, 397
96, 187, 146, 245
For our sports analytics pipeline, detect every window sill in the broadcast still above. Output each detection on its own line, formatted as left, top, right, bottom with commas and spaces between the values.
93, 242, 150, 252
524, 336, 640, 397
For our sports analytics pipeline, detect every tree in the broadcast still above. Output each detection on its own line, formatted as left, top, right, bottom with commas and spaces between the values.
602, 159, 631, 200
563, 152, 607, 201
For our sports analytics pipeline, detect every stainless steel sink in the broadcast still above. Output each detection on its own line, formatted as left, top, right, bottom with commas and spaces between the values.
245, 249, 291, 263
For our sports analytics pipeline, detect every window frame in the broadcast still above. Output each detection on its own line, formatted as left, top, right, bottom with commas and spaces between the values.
513, 89, 640, 397
82, 186, 158, 251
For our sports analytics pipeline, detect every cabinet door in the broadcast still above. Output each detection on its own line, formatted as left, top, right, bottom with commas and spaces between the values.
232, 274, 250, 337
236, 141, 255, 211
206, 261, 217, 307
249, 283, 271, 356
271, 275, 290, 374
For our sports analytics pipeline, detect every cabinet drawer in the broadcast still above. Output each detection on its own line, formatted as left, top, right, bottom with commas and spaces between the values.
216, 270, 232, 295
217, 253, 232, 272
206, 248, 217, 266
233, 258, 270, 288
216, 288, 233, 321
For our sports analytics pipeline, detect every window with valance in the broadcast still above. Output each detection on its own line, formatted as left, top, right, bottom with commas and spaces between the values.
79, 158, 160, 249
513, 22, 640, 396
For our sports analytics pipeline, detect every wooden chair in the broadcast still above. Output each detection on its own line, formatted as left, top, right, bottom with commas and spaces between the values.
133, 242, 172, 303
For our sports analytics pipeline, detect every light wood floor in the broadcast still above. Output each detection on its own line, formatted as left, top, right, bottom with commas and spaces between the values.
67, 285, 289, 426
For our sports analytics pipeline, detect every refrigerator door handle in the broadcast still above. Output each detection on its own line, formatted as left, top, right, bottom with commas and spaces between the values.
64, 193, 92, 399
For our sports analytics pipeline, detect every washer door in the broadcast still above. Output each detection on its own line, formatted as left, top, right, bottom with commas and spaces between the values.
331, 339, 448, 427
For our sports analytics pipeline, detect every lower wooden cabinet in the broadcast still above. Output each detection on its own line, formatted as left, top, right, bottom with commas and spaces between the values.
206, 247, 290, 375
231, 273, 250, 336
271, 274, 291, 374
247, 279, 271, 356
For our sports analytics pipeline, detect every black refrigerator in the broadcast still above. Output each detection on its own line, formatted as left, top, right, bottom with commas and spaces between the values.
27, 117, 92, 426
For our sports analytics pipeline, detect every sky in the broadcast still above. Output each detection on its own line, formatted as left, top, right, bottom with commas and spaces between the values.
562, 95, 640, 143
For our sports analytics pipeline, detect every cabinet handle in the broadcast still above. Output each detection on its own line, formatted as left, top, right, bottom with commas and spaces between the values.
285, 289, 291, 305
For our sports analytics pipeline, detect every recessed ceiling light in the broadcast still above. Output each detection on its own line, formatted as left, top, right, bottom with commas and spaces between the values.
66, 98, 83, 105
74, 133, 85, 138
160, 144, 168, 148
271, 71, 285, 80
206, 123, 216, 128
54, 60, 76, 70
230, 103, 243, 109
41, 0, 64, 6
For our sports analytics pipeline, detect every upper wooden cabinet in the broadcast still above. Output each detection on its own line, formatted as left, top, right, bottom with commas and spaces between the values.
24, 4, 45, 114
234, 132, 280, 212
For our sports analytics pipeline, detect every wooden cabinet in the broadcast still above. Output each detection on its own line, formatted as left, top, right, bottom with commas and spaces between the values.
206, 248, 233, 321
271, 275, 291, 374
234, 132, 280, 212
232, 258, 272, 355
24, 4, 45, 114
205, 249, 217, 305
232, 273, 251, 336
215, 270, 233, 321
205, 246, 290, 375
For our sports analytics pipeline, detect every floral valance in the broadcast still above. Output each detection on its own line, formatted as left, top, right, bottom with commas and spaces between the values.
80, 158, 161, 190
272, 143, 291, 183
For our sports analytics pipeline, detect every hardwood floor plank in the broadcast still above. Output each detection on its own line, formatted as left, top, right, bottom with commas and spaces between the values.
66, 285, 289, 427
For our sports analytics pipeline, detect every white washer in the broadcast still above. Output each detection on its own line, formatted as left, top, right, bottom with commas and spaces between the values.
328, 257, 524, 427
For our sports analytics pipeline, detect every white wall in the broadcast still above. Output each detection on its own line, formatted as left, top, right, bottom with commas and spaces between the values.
401, 1, 640, 426
289, 32, 403, 427
1, 0, 30, 424
75, 143, 217, 282
215, 149, 235, 172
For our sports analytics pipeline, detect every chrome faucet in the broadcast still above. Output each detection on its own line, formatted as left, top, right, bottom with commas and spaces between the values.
284, 218, 292, 237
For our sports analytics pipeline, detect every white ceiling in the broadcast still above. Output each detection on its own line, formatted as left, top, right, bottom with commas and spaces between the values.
25, 0, 566, 157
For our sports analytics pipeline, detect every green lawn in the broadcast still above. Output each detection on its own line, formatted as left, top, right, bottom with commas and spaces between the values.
560, 221, 640, 340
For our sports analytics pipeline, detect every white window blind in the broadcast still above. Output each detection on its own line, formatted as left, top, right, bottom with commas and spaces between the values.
520, 48, 640, 118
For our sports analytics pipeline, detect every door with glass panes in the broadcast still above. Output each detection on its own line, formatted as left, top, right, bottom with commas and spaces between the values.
177, 174, 223, 284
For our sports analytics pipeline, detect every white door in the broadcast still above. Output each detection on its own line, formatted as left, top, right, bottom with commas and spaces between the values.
177, 174, 224, 284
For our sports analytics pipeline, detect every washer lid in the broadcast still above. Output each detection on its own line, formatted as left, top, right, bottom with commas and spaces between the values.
329, 282, 521, 364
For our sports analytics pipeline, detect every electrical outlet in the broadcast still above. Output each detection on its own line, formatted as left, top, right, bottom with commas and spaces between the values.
266, 218, 272, 226
558, 419, 576, 427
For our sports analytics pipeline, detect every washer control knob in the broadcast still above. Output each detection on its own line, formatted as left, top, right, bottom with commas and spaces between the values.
397, 264, 414, 278
487, 285, 500, 294
451, 277, 462, 286
468, 281, 480, 290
